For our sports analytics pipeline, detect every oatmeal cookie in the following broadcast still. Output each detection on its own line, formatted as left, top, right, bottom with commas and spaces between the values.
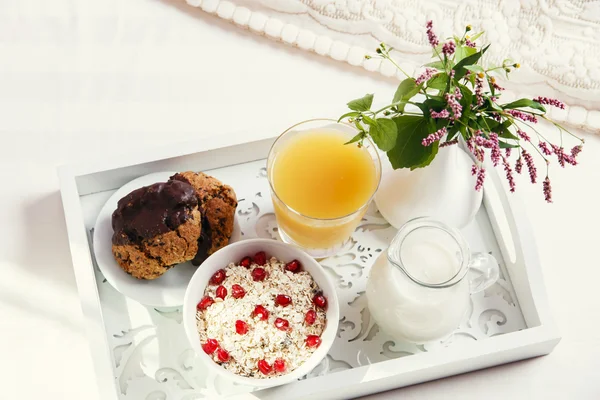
111, 180, 202, 279
170, 171, 237, 265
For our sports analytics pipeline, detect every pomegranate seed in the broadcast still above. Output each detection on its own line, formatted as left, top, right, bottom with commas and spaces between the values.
209, 269, 226, 285
274, 318, 289, 331
274, 359, 286, 373
202, 338, 219, 354
215, 285, 227, 300
285, 259, 301, 273
305, 309, 317, 325
251, 267, 267, 282
254, 251, 267, 266
235, 320, 249, 335
257, 359, 272, 375
197, 296, 214, 310
305, 335, 322, 348
231, 284, 246, 299
252, 305, 269, 320
275, 294, 292, 307
239, 256, 252, 268
313, 292, 328, 309
216, 348, 230, 362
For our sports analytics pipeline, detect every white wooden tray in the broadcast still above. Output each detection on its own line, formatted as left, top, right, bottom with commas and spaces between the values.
58, 131, 560, 400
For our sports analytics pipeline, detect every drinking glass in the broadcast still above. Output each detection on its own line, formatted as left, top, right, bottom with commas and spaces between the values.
267, 119, 381, 258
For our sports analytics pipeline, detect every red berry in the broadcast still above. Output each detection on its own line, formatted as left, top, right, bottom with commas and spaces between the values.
305, 309, 317, 325
231, 284, 246, 299
252, 305, 269, 320
251, 267, 267, 282
235, 320, 249, 335
305, 335, 322, 348
239, 256, 252, 268
285, 259, 301, 273
257, 359, 272, 375
202, 338, 219, 354
313, 292, 327, 309
254, 251, 267, 266
275, 294, 292, 307
215, 285, 227, 300
210, 269, 226, 285
274, 318, 289, 331
274, 359, 286, 373
197, 296, 214, 310
216, 348, 230, 362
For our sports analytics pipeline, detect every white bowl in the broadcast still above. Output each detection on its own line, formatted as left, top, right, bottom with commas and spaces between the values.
183, 239, 340, 388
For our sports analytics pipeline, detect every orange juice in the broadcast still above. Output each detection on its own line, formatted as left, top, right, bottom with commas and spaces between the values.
270, 128, 379, 250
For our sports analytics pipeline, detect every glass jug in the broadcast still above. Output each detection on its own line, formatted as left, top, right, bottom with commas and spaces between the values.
366, 217, 499, 343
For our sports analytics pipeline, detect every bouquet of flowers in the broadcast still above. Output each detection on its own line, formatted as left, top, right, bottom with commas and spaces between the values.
340, 21, 584, 202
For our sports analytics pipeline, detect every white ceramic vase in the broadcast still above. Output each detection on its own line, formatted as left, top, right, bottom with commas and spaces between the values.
374, 146, 482, 229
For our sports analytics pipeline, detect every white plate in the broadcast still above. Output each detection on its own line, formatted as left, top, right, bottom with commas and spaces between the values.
93, 172, 241, 307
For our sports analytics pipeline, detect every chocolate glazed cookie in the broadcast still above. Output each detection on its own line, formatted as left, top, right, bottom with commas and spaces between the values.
170, 172, 238, 266
111, 180, 202, 279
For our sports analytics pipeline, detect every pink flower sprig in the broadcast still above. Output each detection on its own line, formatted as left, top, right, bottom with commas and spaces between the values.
502, 155, 516, 193
538, 141, 552, 155
475, 77, 484, 106
475, 167, 486, 191
445, 88, 463, 120
440, 139, 458, 147
426, 20, 439, 47
571, 145, 583, 158
442, 41, 456, 56
543, 177, 553, 203
517, 130, 531, 142
416, 68, 437, 85
515, 156, 523, 174
507, 110, 538, 123
465, 38, 476, 48
551, 145, 577, 167
422, 127, 448, 146
522, 149, 537, 184
534, 97, 565, 110
430, 109, 450, 119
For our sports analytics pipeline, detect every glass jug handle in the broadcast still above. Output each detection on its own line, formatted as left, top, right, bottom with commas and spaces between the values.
468, 252, 500, 294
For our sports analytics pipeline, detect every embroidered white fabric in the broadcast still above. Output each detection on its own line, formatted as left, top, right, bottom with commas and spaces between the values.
186, 0, 600, 133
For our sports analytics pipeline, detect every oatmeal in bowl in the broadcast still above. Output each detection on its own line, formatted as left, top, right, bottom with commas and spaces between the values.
183, 239, 339, 387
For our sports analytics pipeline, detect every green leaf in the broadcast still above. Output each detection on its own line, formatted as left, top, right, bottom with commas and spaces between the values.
393, 78, 420, 104
424, 61, 446, 70
362, 115, 377, 125
501, 98, 547, 113
387, 116, 439, 169
455, 46, 477, 62
345, 132, 365, 145
347, 94, 374, 111
338, 111, 360, 122
483, 97, 503, 112
454, 44, 490, 80
369, 118, 398, 151
427, 73, 448, 90
447, 124, 461, 141
470, 31, 484, 41
463, 65, 485, 74
498, 140, 520, 149
458, 84, 473, 122
498, 120, 518, 140
477, 116, 500, 131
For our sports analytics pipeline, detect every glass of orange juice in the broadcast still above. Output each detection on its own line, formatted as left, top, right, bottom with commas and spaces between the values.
267, 119, 382, 258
